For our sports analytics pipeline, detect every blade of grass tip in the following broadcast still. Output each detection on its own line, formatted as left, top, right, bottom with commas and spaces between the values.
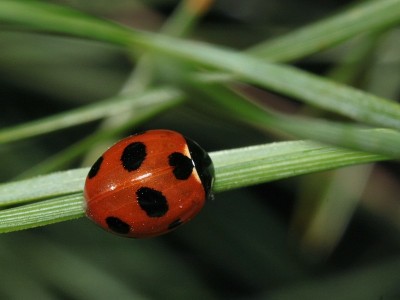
248, 0, 400, 62
161, 0, 214, 37
0, 194, 85, 233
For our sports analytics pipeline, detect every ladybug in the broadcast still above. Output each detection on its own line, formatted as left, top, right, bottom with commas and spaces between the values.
83, 129, 214, 238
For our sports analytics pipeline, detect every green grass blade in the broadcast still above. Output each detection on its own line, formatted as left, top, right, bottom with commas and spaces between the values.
0, 0, 133, 46
160, 0, 211, 37
0, 168, 87, 206
196, 83, 400, 157
0, 141, 387, 232
0, 194, 84, 233
2, 0, 399, 64
134, 34, 400, 130
0, 87, 182, 144
14, 93, 183, 179
248, 0, 400, 61
211, 141, 386, 192
1, 1, 400, 130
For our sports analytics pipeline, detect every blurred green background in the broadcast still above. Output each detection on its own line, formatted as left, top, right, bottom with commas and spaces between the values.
1, 0, 400, 299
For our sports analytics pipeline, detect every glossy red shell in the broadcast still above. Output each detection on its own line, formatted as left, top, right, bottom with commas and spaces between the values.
83, 129, 214, 238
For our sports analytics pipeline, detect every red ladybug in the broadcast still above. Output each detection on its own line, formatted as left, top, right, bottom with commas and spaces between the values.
83, 129, 214, 238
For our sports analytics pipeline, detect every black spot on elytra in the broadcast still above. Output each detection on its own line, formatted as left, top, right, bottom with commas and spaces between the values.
121, 142, 146, 172
168, 152, 194, 180
168, 219, 183, 230
185, 138, 214, 201
106, 216, 130, 234
88, 156, 103, 179
136, 187, 168, 217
